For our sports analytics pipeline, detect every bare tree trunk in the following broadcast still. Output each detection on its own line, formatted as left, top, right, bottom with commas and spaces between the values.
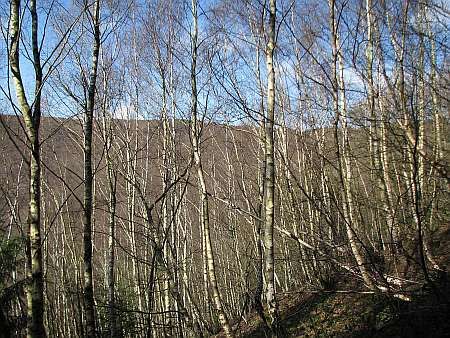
129, 8, 144, 314
9, 1, 46, 336
101, 105, 117, 337
160, 67, 173, 336
83, 1, 101, 336
253, 36, 267, 328
366, 0, 395, 253
106, 145, 117, 338
190, 1, 233, 336
263, 0, 282, 335
329, 0, 375, 290
412, 3, 429, 282
425, 10, 443, 271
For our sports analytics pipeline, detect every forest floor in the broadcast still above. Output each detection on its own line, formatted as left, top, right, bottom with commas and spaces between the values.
232, 283, 450, 337
226, 225, 450, 337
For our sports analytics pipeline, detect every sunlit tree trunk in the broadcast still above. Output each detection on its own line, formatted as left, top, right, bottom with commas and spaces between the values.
425, 9, 443, 271
190, 0, 233, 336
263, 0, 282, 334
366, 0, 395, 254
9, 1, 46, 336
329, 0, 375, 290
411, 3, 429, 282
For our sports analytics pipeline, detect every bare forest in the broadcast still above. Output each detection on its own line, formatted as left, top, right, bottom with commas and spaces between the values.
0, 0, 449, 337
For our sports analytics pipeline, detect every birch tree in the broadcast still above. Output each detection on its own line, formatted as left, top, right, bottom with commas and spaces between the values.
329, 0, 376, 290
5, 0, 86, 335
82, 0, 101, 336
190, 0, 233, 336
263, 0, 282, 334
8, 1, 46, 336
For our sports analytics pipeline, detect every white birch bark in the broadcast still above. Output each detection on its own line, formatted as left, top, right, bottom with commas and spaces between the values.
9, 1, 46, 336
190, 0, 233, 336
329, 0, 375, 290
263, 0, 282, 334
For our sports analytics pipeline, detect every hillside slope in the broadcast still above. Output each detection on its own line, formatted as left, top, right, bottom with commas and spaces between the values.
231, 280, 449, 337
224, 225, 450, 337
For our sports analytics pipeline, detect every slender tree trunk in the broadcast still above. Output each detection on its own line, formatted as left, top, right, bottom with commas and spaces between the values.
190, 1, 233, 336
366, 0, 394, 251
412, 4, 429, 282
263, 0, 282, 334
425, 12, 443, 271
102, 110, 117, 337
9, 1, 46, 336
83, 1, 101, 336
252, 40, 267, 328
329, 0, 375, 290
106, 155, 116, 338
